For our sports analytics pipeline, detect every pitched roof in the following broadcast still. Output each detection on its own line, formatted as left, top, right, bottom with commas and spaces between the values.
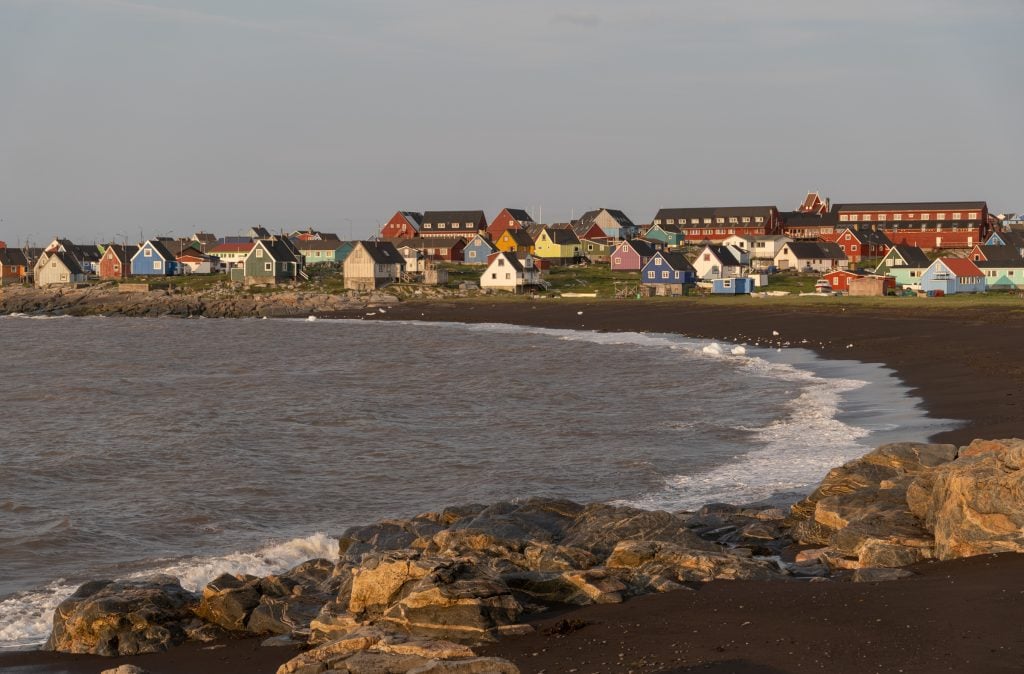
209, 242, 255, 254
392, 237, 465, 250
504, 229, 535, 247
250, 226, 271, 238
103, 243, 139, 264
0, 248, 29, 267
490, 251, 526, 272
523, 223, 546, 240
257, 238, 300, 263
780, 211, 839, 228
992, 230, 1024, 248
838, 227, 893, 246
291, 238, 346, 251
832, 201, 987, 212
52, 251, 85, 275
650, 223, 684, 235
192, 232, 217, 243
937, 258, 983, 277
889, 244, 931, 267
358, 241, 404, 264
702, 244, 743, 266
653, 251, 695, 272
580, 208, 636, 229
544, 229, 580, 245
973, 245, 1023, 263
783, 241, 847, 260
502, 208, 534, 223
625, 239, 660, 257
143, 240, 176, 260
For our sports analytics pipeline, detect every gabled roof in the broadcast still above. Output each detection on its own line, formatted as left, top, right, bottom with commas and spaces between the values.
988, 230, 1024, 248
838, 227, 893, 247
0, 248, 29, 267
192, 232, 217, 243
887, 244, 931, 267
49, 251, 85, 275
290, 238, 346, 251
103, 243, 139, 265
783, 241, 847, 260
523, 223, 546, 240
140, 239, 176, 261
209, 242, 255, 254
255, 238, 300, 263
358, 241, 404, 264
832, 201, 987, 212
701, 244, 743, 267
489, 251, 526, 273
218, 236, 253, 245
397, 211, 423, 226
936, 258, 983, 277
622, 239, 659, 257
250, 226, 272, 238
973, 245, 1024, 263
649, 223, 684, 235
543, 228, 580, 245
503, 229, 535, 247
580, 208, 636, 229
780, 211, 839, 228
502, 208, 533, 223
649, 251, 695, 272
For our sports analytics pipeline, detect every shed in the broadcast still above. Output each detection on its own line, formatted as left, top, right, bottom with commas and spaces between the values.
711, 277, 753, 294
847, 276, 896, 296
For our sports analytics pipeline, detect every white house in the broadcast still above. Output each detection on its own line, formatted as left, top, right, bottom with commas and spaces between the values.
480, 252, 540, 292
395, 244, 427, 273
343, 241, 405, 291
34, 251, 88, 288
693, 244, 746, 280
773, 241, 847, 273
723, 234, 791, 269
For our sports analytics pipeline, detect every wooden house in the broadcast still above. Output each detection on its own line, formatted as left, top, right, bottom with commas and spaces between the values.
462, 235, 497, 265
577, 209, 638, 240
822, 227, 893, 266
391, 237, 465, 262
494, 229, 536, 255
177, 250, 215, 274
379, 211, 423, 240
418, 210, 487, 240
0, 248, 30, 285
693, 244, 745, 280
722, 234, 791, 269
233, 238, 301, 285
921, 258, 985, 294
977, 261, 1024, 289
643, 223, 685, 248
343, 241, 405, 290
968, 244, 1024, 265
654, 206, 782, 243
985, 230, 1024, 258
610, 239, 660, 271
823, 269, 869, 293
641, 251, 696, 286
98, 244, 139, 279
773, 241, 846, 273
712, 277, 754, 295
208, 242, 254, 270
480, 252, 540, 292
45, 239, 102, 274
34, 251, 87, 287
487, 208, 534, 240
581, 238, 612, 262
395, 244, 426, 273
873, 244, 932, 288
831, 201, 989, 251
780, 210, 839, 240
534, 228, 581, 263
293, 239, 348, 265
131, 240, 179, 276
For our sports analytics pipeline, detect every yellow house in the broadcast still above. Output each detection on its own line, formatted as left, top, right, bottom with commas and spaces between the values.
534, 229, 581, 262
495, 229, 535, 255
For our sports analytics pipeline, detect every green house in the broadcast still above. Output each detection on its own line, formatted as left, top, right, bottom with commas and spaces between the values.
294, 239, 347, 265
874, 244, 931, 287
643, 224, 685, 248
232, 238, 301, 284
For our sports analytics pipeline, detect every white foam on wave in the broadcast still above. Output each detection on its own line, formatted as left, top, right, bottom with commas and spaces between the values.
0, 532, 336, 650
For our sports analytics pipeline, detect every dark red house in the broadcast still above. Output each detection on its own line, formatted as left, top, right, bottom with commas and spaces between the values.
379, 211, 423, 240
652, 206, 782, 243
830, 202, 990, 251
487, 208, 534, 241
419, 211, 488, 240
820, 227, 893, 265
98, 244, 139, 279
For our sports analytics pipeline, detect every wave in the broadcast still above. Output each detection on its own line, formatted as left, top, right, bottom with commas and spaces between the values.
0, 532, 336, 650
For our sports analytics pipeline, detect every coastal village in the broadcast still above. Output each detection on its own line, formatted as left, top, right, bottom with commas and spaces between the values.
4, 192, 1024, 298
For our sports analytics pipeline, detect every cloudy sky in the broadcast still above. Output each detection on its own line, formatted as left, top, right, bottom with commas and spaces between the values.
1, 0, 1021, 243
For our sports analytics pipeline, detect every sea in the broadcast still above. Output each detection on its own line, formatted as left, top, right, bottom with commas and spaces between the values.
0, 314, 958, 649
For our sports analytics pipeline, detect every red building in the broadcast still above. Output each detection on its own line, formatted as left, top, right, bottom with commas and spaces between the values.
820, 227, 893, 265
393, 237, 466, 262
418, 210, 487, 240
487, 208, 534, 240
379, 211, 423, 240
652, 206, 782, 243
98, 244, 139, 279
830, 202, 989, 251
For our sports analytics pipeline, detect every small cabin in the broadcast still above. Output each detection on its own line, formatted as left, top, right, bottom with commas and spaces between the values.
711, 277, 753, 295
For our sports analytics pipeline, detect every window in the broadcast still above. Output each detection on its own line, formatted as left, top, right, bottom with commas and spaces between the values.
653, 219, 662, 225
936, 213, 945, 220
851, 245, 858, 251
920, 213, 929, 220
723, 279, 732, 287
423, 223, 432, 229
256, 249, 263, 258
498, 258, 505, 266
465, 222, 472, 227
144, 248, 152, 257
742, 217, 750, 223
264, 262, 272, 271
281, 262, 288, 270
953, 212, 962, 220
505, 273, 511, 279
438, 223, 446, 229
153, 260, 162, 270
691, 219, 700, 224
840, 214, 849, 222
661, 271, 669, 279
647, 271, 655, 279
468, 251, 476, 258
729, 217, 738, 224
60, 273, 67, 281
863, 214, 872, 221
703, 218, 712, 224
703, 254, 711, 261
491, 273, 497, 279
666, 219, 675, 225
716, 218, 725, 224
755, 217, 764, 223
969, 212, 979, 219
845, 234, 852, 241
613, 257, 621, 264
893, 214, 902, 221
655, 258, 662, 265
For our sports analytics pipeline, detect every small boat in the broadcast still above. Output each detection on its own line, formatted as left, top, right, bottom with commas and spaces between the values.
814, 279, 833, 294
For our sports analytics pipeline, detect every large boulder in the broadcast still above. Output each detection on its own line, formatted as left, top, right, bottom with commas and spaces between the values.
45, 575, 198, 656
909, 438, 1024, 560
560, 503, 716, 556
606, 540, 781, 587
194, 573, 261, 632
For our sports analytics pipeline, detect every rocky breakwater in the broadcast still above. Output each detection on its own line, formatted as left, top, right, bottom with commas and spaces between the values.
0, 285, 393, 318
43, 439, 1024, 673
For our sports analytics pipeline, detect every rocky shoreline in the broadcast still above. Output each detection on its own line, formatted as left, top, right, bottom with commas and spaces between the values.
33, 438, 1024, 674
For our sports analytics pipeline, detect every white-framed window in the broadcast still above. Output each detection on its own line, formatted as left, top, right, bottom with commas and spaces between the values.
893, 214, 902, 221
742, 217, 750, 223
953, 212, 962, 220
729, 217, 738, 224
692, 219, 700, 224
613, 257, 621, 264
716, 217, 725, 224
256, 249, 263, 257
468, 251, 476, 258
754, 217, 764, 223
703, 218, 712, 224
154, 260, 162, 270
280, 262, 288, 270
666, 219, 675, 225
653, 219, 662, 225
661, 271, 669, 279
438, 223, 446, 229
498, 258, 505, 266
969, 212, 979, 219
655, 258, 662, 265
851, 245, 858, 251
647, 271, 655, 279
840, 214, 848, 221
936, 213, 945, 220
144, 248, 152, 257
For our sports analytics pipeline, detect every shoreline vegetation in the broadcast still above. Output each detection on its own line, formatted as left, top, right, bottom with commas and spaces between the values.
3, 287, 1024, 673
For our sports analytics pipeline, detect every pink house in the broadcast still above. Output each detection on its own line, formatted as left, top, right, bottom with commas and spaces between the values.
610, 239, 661, 271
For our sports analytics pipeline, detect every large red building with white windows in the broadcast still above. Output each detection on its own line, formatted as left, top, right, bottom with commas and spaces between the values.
830, 202, 990, 251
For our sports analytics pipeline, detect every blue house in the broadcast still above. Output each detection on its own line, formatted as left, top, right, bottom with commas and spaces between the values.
131, 240, 179, 276
712, 277, 754, 294
462, 235, 497, 265
985, 230, 1024, 258
641, 251, 695, 285
920, 258, 985, 295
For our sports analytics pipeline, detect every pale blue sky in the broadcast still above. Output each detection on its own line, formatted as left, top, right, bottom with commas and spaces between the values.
1, 0, 1021, 243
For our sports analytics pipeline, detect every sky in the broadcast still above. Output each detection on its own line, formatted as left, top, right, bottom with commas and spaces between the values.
1, 0, 1022, 243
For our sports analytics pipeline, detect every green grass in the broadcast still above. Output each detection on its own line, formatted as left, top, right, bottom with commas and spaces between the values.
762, 274, 818, 294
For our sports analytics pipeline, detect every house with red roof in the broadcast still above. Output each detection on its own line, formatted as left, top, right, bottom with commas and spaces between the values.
920, 258, 985, 294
